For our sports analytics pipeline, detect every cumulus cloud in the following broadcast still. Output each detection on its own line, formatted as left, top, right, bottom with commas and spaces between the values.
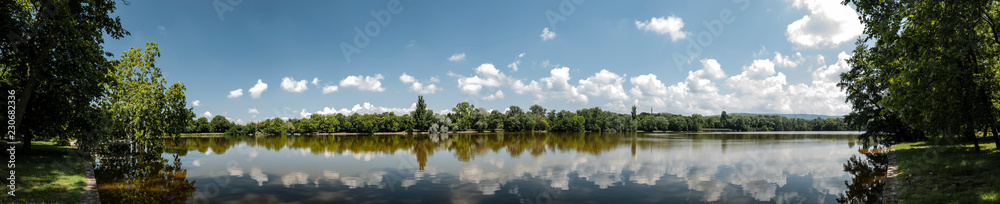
399, 73, 441, 94
448, 53, 466, 62
203, 111, 212, 117
281, 77, 309, 92
322, 85, 340, 94
540, 27, 557, 41
192, 100, 200, 107
507, 53, 525, 72
340, 74, 386, 92
773, 52, 805, 68
227, 89, 244, 98
577, 69, 629, 102
249, 79, 268, 98
629, 74, 670, 98
483, 90, 504, 101
635, 15, 689, 41
456, 64, 506, 96
538, 67, 588, 104
311, 77, 320, 86
310, 102, 417, 115
248, 108, 259, 114
786, 0, 863, 47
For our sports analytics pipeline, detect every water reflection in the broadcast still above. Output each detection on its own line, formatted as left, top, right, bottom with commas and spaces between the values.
93, 143, 198, 203
153, 132, 861, 203
837, 147, 888, 204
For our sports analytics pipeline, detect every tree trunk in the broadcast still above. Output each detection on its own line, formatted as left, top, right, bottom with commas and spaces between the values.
15, 64, 35, 153
969, 129, 981, 152
992, 126, 999, 149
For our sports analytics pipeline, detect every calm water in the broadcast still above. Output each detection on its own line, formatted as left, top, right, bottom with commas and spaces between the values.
95, 132, 881, 204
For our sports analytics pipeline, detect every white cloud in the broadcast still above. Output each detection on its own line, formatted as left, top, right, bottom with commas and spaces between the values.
577, 69, 629, 101
540, 27, 557, 41
400, 73, 441, 94
684, 59, 728, 94
538, 67, 588, 104
786, 0, 863, 47
448, 53, 466, 62
227, 89, 244, 98
281, 77, 309, 92
399, 73, 416, 83
635, 15, 689, 41
311, 102, 417, 116
629, 74, 670, 98
773, 52, 805, 68
340, 74, 386, 92
248, 108, 259, 114
249, 79, 268, 98
311, 77, 321, 86
299, 109, 311, 118
192, 100, 200, 107
483, 90, 504, 101
507, 52, 525, 72
322, 85, 339, 94
203, 111, 212, 118
456, 64, 506, 96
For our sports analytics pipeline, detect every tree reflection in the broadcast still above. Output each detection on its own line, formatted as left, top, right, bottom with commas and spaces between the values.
94, 142, 197, 203
837, 147, 888, 204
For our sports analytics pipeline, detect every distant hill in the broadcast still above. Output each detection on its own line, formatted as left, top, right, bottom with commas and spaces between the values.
727, 113, 845, 120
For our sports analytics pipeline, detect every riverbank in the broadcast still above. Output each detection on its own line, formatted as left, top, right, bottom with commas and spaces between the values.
893, 140, 998, 203
0, 141, 88, 203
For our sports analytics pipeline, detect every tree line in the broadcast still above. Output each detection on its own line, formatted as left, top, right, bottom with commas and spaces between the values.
189, 96, 853, 136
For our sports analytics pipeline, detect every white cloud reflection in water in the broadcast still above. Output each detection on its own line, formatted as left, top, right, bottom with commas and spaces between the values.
180, 133, 858, 203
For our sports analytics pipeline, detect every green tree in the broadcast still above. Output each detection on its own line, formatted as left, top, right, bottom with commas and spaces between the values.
99, 43, 191, 148
844, 0, 1000, 148
1, 0, 130, 152
410, 95, 434, 131
530, 104, 546, 116
210, 115, 232, 133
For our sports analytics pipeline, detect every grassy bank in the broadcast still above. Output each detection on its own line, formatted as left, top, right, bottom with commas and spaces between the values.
894, 140, 999, 203
0, 141, 88, 203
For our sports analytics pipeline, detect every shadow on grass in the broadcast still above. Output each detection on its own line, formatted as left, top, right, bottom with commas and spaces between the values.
895, 140, 999, 204
0, 141, 87, 203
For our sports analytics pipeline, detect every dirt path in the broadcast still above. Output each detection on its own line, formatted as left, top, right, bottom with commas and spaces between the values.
884, 146, 899, 204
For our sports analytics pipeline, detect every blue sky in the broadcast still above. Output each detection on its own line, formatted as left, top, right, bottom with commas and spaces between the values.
103, 0, 862, 124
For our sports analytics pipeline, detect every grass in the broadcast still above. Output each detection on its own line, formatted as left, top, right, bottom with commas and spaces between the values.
894, 138, 999, 204
0, 141, 88, 203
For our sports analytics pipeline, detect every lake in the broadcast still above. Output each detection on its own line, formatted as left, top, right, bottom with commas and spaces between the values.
94, 131, 884, 204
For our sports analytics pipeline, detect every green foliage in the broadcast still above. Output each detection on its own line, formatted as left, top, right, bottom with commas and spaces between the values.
209, 115, 232, 133
844, 0, 1000, 148
260, 118, 288, 136
411, 95, 434, 131
100, 42, 192, 147
0, 0, 130, 151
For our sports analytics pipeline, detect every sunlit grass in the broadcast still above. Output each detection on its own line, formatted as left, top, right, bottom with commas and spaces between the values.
894, 138, 999, 204
0, 141, 87, 203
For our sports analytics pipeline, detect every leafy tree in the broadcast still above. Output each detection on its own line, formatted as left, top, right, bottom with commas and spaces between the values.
210, 115, 232, 133
1, 0, 130, 152
843, 0, 1000, 148
410, 95, 434, 131
450, 102, 475, 130
99, 43, 192, 148
530, 104, 546, 116
631, 105, 637, 120
261, 118, 288, 136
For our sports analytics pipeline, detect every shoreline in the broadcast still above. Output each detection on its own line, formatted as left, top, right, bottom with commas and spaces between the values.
885, 146, 899, 204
